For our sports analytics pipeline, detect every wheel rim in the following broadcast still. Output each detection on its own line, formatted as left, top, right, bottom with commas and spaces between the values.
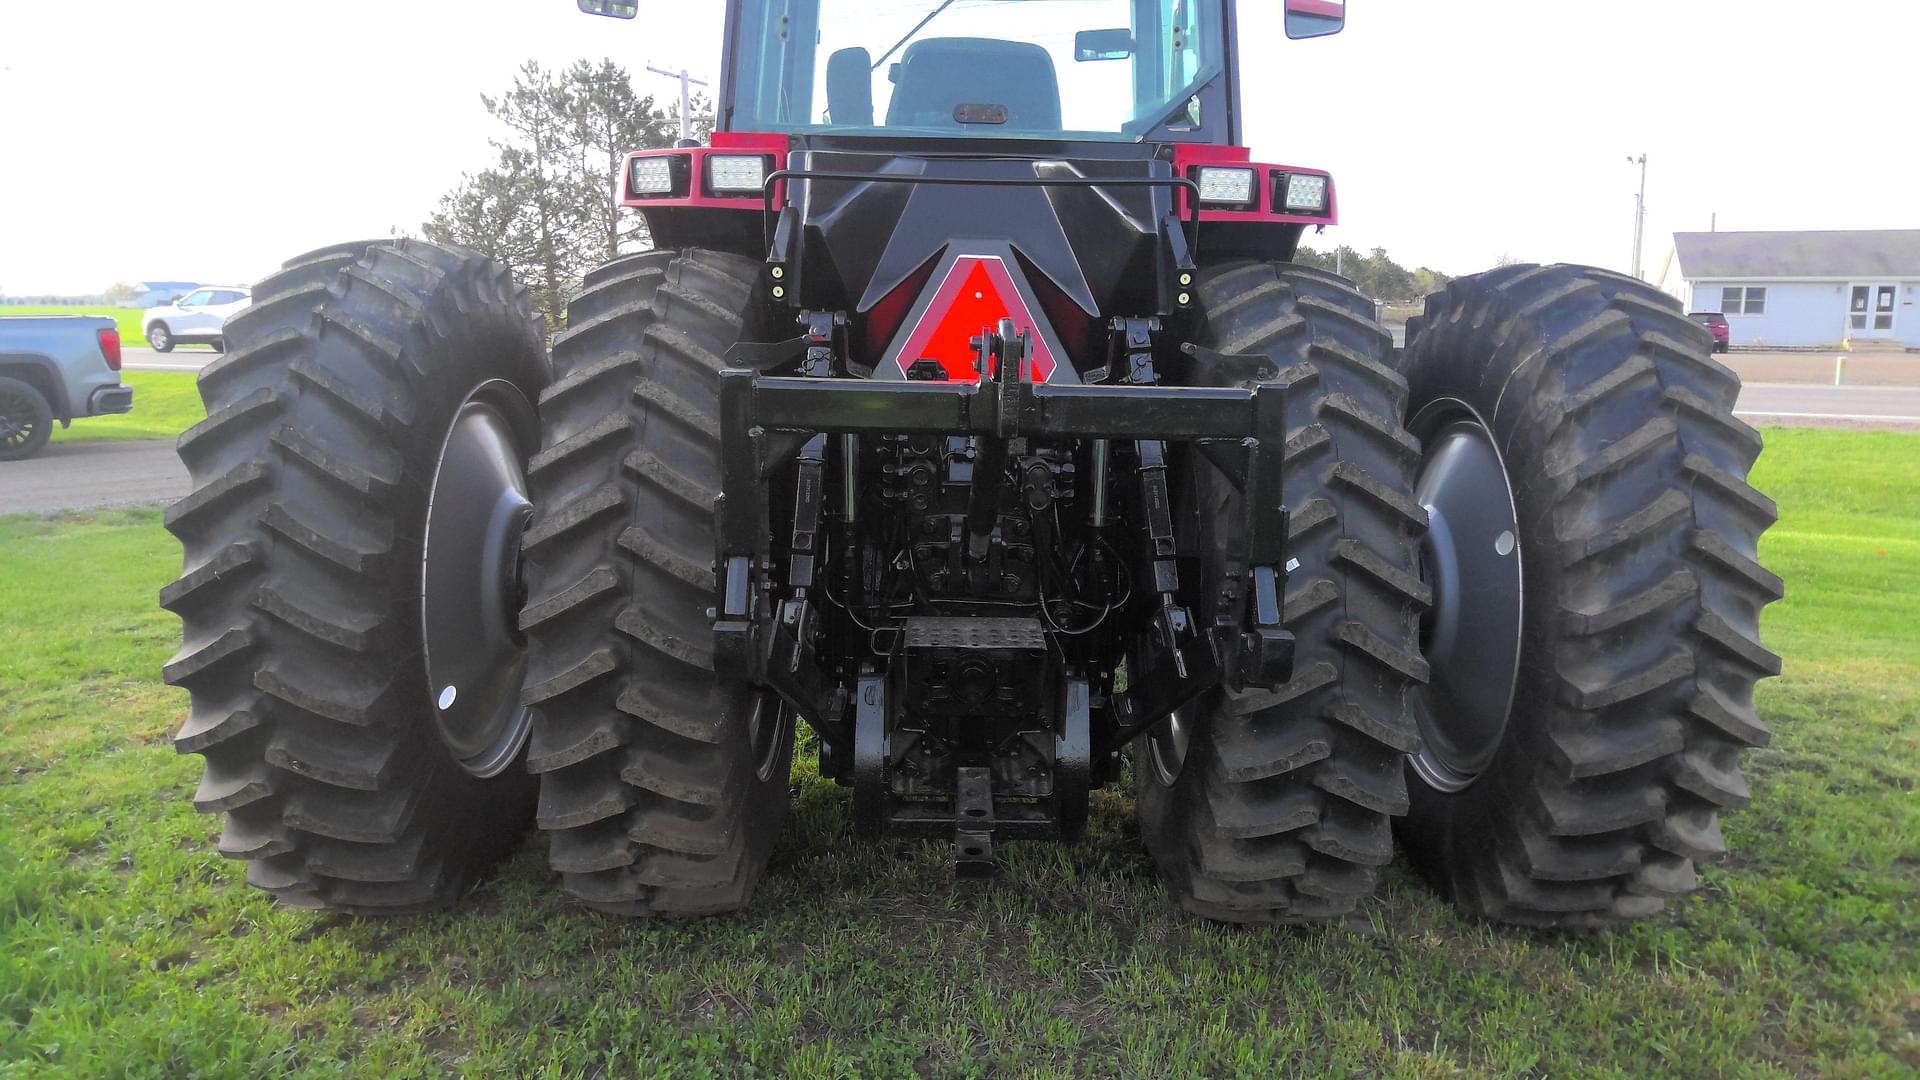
1409, 400, 1524, 792
748, 692, 789, 783
420, 380, 540, 778
151, 326, 168, 348
0, 385, 39, 450
1147, 704, 1194, 785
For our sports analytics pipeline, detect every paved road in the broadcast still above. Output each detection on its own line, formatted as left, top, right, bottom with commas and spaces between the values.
1, 439, 189, 515
123, 345, 218, 373
1733, 382, 1920, 425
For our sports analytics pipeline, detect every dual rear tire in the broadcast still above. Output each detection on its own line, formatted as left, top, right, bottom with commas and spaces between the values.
167, 242, 787, 916
1138, 260, 1777, 929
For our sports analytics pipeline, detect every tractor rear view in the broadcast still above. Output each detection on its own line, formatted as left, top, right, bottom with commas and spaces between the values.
165, 0, 1778, 927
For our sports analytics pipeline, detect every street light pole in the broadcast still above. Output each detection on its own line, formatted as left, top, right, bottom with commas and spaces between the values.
1626, 153, 1648, 281
646, 64, 710, 145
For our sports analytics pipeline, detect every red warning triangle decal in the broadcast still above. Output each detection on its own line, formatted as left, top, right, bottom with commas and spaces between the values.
891, 256, 1057, 382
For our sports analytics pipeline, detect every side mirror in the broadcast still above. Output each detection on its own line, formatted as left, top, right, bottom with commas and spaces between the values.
1284, 0, 1345, 39
825, 47, 874, 126
576, 0, 636, 18
1074, 28, 1133, 62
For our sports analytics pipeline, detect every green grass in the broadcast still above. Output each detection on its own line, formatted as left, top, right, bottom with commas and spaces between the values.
2, 429, 1916, 1076
49, 371, 206, 445
1, 305, 151, 348
2, 308, 210, 445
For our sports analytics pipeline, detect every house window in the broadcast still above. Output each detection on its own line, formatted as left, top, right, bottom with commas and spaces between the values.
1720, 286, 1766, 315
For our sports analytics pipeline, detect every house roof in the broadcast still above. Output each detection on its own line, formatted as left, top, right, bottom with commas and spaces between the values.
1673, 230, 1920, 280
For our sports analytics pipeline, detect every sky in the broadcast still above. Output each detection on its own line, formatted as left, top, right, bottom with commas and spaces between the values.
2, 0, 1916, 295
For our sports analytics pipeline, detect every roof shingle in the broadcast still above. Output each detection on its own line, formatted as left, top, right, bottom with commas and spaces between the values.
1674, 229, 1920, 279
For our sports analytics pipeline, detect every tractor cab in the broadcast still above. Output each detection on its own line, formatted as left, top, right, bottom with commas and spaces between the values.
585, 0, 1344, 147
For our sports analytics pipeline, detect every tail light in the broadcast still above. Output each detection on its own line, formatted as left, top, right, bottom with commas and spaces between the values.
98, 327, 122, 371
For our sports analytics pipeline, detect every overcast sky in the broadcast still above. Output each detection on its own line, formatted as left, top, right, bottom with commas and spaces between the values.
3, 0, 1915, 295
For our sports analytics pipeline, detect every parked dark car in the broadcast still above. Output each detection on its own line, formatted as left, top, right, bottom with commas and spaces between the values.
1689, 311, 1731, 353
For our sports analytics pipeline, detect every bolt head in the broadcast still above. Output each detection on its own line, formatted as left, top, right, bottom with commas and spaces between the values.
771, 285, 785, 299
1177, 292, 1191, 306
770, 265, 785, 279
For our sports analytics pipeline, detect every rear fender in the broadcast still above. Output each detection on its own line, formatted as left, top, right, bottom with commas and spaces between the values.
0, 354, 72, 420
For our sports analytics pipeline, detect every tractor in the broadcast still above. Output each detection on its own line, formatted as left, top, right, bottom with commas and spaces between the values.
164, 0, 1779, 927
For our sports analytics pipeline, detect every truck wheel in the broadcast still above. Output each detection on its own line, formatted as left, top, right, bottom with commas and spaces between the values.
1136, 262, 1429, 923
149, 323, 174, 352
1396, 264, 1780, 927
0, 375, 54, 461
520, 248, 793, 916
163, 239, 548, 912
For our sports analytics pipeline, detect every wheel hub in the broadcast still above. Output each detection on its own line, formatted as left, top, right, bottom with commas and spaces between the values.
420, 381, 540, 778
1147, 704, 1193, 785
0, 389, 35, 448
1409, 403, 1524, 792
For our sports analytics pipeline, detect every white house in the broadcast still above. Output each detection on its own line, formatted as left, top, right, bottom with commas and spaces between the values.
1656, 229, 1920, 348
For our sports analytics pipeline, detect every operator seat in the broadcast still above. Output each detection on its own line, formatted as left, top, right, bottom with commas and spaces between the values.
886, 37, 1062, 131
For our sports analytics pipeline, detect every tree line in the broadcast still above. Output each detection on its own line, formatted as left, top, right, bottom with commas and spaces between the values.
1294, 246, 1453, 304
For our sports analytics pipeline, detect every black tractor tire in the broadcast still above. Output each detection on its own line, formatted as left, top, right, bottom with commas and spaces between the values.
163, 239, 548, 912
1135, 261, 1429, 923
0, 375, 55, 461
1396, 264, 1780, 928
520, 247, 794, 916
149, 323, 175, 352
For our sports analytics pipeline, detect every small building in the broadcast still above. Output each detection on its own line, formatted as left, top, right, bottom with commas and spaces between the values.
1657, 229, 1920, 348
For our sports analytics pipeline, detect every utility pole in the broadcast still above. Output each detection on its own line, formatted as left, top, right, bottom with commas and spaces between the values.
1626, 153, 1648, 281
646, 64, 710, 145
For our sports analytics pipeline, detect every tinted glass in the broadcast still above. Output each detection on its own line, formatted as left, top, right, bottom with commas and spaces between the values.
731, 0, 1226, 141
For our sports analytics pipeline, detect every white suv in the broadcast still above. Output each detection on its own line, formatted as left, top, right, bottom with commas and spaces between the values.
144, 286, 251, 352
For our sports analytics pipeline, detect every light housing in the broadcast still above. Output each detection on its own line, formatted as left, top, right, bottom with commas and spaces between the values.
1278, 172, 1330, 214
630, 156, 677, 196
707, 154, 770, 194
1194, 166, 1258, 207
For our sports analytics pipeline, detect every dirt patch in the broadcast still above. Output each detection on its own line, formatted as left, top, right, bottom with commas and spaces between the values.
1725, 351, 1920, 387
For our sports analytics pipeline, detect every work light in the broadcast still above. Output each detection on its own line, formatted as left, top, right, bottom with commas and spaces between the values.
1195, 166, 1257, 207
630, 156, 676, 196
1280, 172, 1329, 214
708, 155, 770, 194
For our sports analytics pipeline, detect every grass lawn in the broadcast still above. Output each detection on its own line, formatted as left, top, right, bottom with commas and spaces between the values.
50, 370, 206, 445
0, 305, 151, 348
1, 429, 1916, 1076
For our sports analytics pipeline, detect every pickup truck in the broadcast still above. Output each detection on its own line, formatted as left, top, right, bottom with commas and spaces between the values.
0, 316, 135, 461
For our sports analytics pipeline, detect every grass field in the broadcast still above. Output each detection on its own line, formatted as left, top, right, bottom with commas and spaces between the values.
0, 305, 150, 348
1, 429, 1915, 1076
49, 370, 206, 445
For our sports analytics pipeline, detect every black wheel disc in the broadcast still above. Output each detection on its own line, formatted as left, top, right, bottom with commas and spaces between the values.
1147, 704, 1194, 785
421, 380, 540, 778
748, 692, 790, 783
1409, 401, 1524, 792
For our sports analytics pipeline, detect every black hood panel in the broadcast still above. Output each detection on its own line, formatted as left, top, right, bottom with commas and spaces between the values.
786, 146, 1179, 371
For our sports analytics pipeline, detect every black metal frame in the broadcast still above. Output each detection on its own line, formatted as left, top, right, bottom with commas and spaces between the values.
711, 332, 1298, 767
